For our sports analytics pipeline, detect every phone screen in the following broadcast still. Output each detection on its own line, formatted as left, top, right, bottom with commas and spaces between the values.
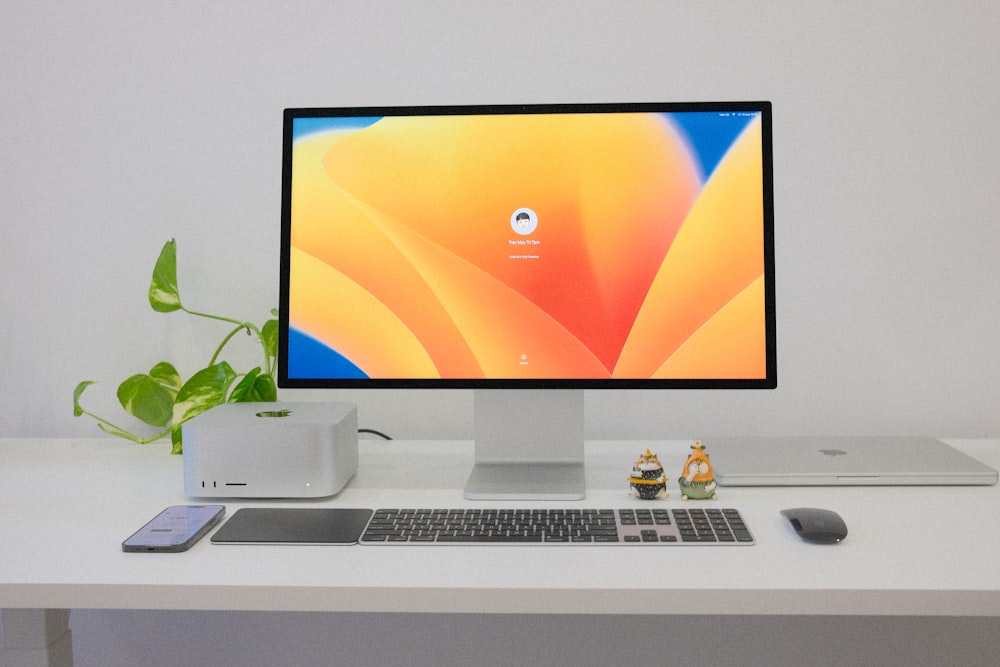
122, 505, 226, 552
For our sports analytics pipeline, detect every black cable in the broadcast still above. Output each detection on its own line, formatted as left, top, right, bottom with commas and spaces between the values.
358, 428, 392, 440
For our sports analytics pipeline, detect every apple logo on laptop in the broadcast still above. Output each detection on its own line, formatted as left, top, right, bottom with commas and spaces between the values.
820, 449, 847, 457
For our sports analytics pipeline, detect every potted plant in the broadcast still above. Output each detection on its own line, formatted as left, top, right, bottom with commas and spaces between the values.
73, 239, 278, 454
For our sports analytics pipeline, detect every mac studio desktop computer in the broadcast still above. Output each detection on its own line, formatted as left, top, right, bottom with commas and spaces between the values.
277, 102, 777, 500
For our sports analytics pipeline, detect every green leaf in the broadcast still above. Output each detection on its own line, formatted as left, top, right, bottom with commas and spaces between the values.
149, 239, 182, 312
229, 369, 277, 403
168, 362, 237, 455
171, 362, 237, 428
251, 373, 278, 402
228, 367, 261, 403
260, 318, 279, 361
171, 425, 184, 455
116, 373, 177, 428
73, 381, 97, 417
148, 361, 182, 391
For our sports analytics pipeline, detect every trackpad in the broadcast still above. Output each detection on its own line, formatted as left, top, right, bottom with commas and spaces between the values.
210, 508, 373, 545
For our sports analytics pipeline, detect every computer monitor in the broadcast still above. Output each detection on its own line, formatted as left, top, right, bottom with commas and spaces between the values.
278, 102, 776, 499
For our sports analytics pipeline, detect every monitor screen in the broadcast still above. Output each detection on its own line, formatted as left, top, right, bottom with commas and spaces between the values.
278, 102, 776, 390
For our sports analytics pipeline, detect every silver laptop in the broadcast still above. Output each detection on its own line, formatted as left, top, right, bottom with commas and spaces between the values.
706, 436, 998, 486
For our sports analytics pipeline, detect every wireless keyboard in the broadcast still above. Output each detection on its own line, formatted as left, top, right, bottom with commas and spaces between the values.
359, 507, 753, 545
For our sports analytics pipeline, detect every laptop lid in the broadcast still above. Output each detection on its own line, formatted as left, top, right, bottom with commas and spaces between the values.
707, 436, 998, 486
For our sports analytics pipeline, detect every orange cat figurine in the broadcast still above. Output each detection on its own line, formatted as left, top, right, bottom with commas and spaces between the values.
679, 440, 718, 500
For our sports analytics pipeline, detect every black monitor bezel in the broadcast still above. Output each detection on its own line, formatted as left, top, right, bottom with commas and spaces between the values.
278, 101, 776, 390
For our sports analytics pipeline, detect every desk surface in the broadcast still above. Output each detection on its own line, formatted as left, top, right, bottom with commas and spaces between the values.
2, 437, 999, 616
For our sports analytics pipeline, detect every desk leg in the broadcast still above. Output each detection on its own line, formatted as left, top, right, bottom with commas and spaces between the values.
0, 609, 73, 667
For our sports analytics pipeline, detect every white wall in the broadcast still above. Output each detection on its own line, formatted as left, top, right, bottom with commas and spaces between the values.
3, 2, 1000, 663
3, 1, 999, 443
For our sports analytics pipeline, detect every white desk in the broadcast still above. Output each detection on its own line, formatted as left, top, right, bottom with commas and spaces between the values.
3, 437, 1000, 666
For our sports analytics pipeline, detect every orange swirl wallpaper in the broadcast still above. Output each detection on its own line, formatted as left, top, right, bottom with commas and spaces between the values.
286, 111, 768, 380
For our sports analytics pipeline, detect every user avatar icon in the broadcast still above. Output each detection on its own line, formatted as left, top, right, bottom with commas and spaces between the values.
511, 208, 538, 235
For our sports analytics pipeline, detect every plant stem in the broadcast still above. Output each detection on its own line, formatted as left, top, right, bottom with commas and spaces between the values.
201, 313, 272, 377
79, 408, 171, 444
181, 306, 253, 330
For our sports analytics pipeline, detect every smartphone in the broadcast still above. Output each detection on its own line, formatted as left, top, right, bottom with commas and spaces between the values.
122, 505, 226, 553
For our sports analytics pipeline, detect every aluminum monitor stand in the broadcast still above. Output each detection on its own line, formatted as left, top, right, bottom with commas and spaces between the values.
464, 389, 585, 500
